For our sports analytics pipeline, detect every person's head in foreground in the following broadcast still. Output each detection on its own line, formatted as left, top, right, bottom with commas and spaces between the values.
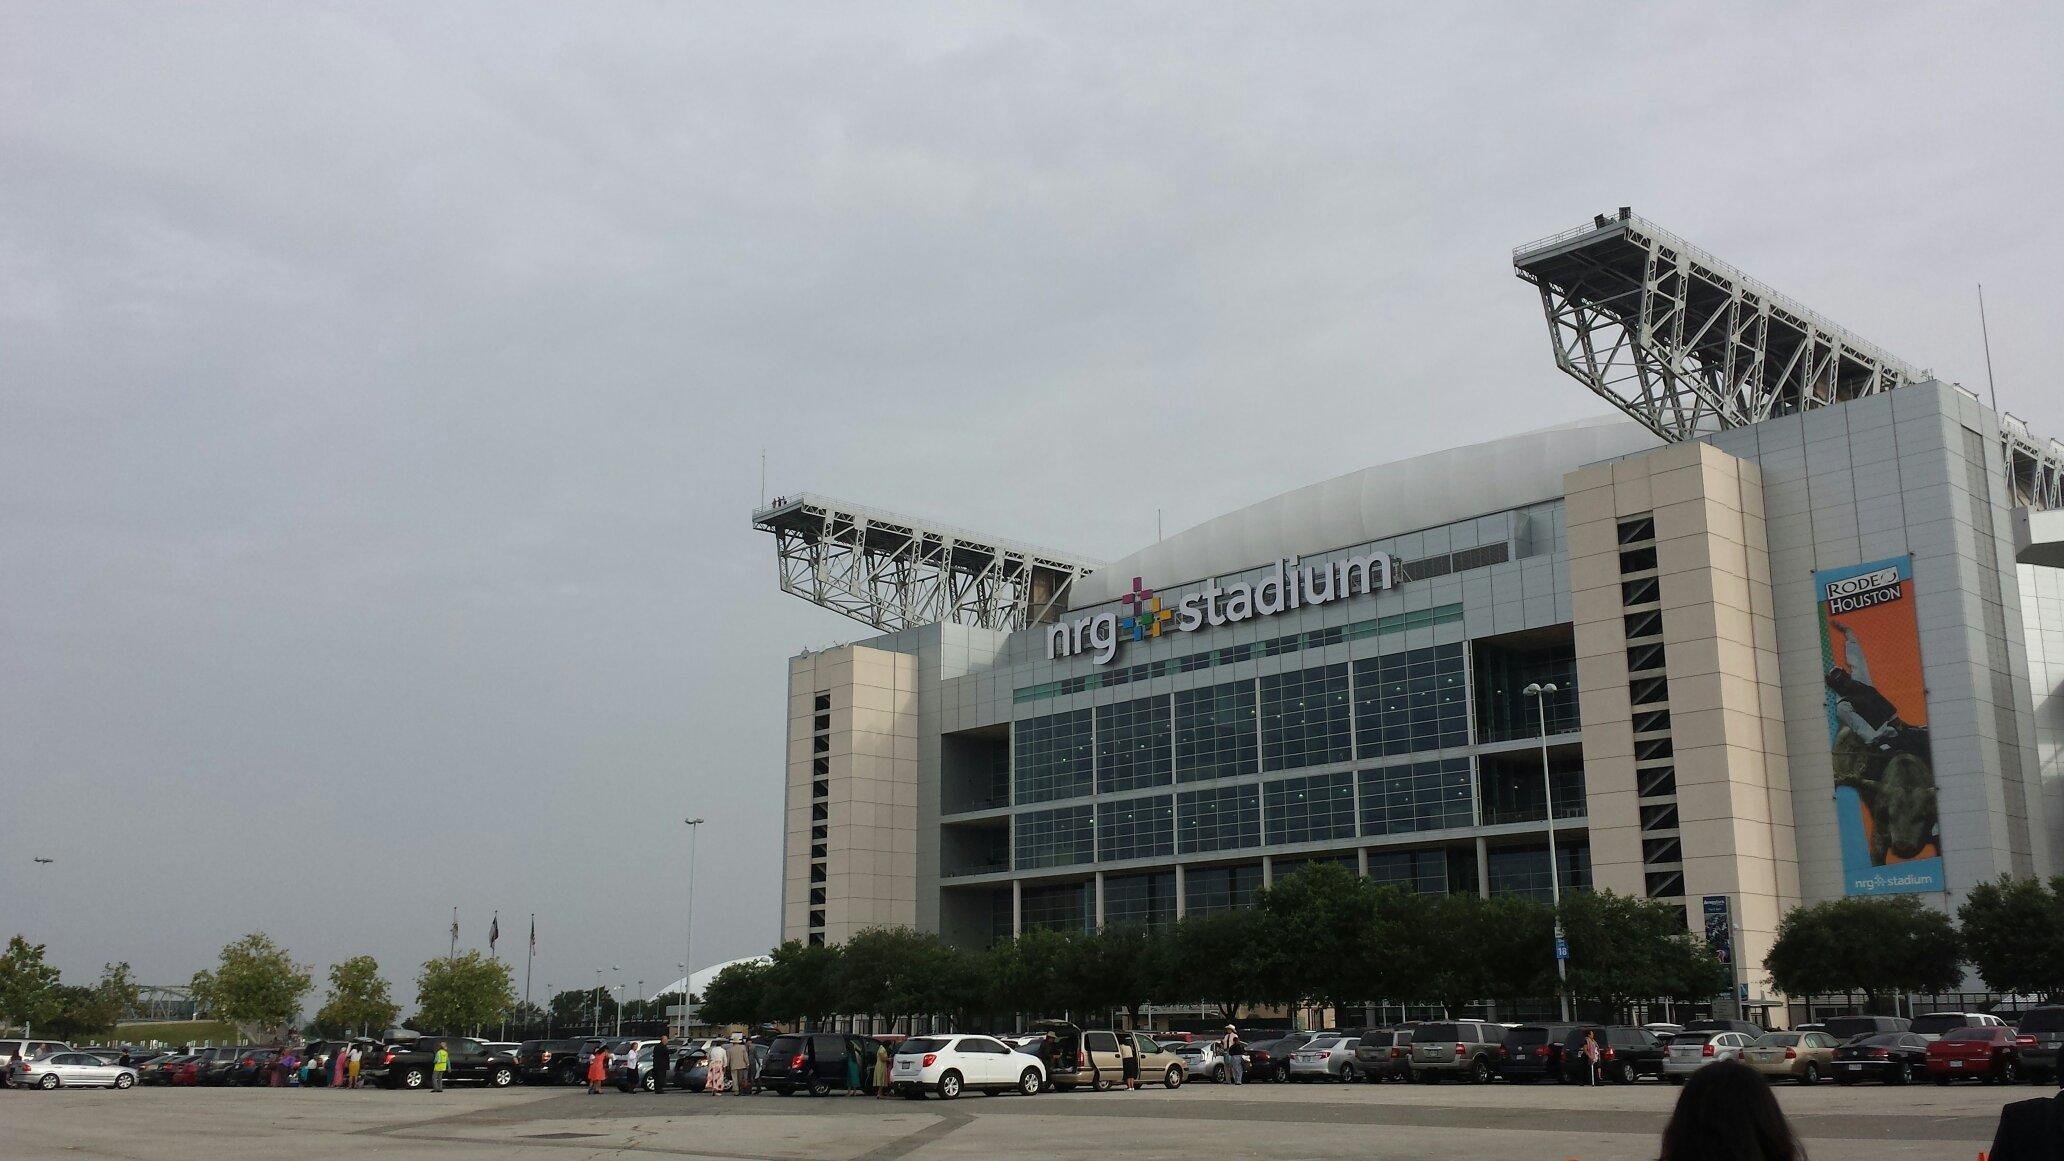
1659, 1059, 1803, 1161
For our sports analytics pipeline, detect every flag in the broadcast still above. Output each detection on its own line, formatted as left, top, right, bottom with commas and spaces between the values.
489, 913, 500, 954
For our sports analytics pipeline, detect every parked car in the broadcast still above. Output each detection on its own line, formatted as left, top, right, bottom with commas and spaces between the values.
1926, 1026, 2024, 1085
1833, 1032, 1929, 1085
198, 1045, 265, 1086
1744, 1031, 1841, 1084
231, 1048, 281, 1086
360, 1036, 517, 1090
1289, 1036, 1361, 1082
516, 1038, 588, 1085
760, 1032, 881, 1096
890, 1034, 1045, 1099
1172, 1039, 1226, 1082
2011, 1005, 2064, 1079
1560, 1026, 1667, 1084
137, 1053, 195, 1085
671, 1042, 769, 1090
1499, 1023, 1579, 1084
1663, 1031, 1756, 1083
1017, 1022, 1142, 1091
484, 1041, 522, 1057
7, 1051, 139, 1090
1910, 1012, 2007, 1042
1409, 1021, 1503, 1084
1126, 1034, 1187, 1089
0, 1039, 71, 1086
1679, 1018, 1764, 1037
1821, 1015, 1911, 1042
612, 1044, 659, 1092
1354, 1027, 1416, 1083
1642, 1023, 1685, 1044
1246, 1031, 1320, 1083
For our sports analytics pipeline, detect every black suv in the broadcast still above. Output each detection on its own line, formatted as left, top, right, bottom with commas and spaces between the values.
1561, 1026, 1666, 1084
1820, 1015, 1910, 1042
1498, 1023, 1579, 1083
516, 1038, 588, 1085
760, 1033, 878, 1096
2013, 1005, 2064, 1079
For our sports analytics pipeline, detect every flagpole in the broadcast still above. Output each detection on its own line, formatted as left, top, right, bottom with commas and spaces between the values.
449, 907, 458, 962
523, 913, 535, 1033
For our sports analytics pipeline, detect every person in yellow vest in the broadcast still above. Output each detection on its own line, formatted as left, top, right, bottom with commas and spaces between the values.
432, 1042, 449, 1093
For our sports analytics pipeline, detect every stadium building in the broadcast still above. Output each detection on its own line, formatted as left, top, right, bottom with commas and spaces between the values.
757, 211, 2064, 1014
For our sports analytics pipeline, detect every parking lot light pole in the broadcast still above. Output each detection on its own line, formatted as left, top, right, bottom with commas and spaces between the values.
593, 968, 604, 1033
1525, 682, 1572, 1023
684, 817, 704, 1036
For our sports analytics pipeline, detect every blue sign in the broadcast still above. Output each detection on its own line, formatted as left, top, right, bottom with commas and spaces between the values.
1554, 936, 1569, 962
1702, 895, 1733, 965
1739, 983, 1749, 1001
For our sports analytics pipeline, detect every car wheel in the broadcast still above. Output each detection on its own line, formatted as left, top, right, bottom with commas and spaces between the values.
1892, 1063, 1912, 1085
494, 1067, 515, 1088
1092, 1074, 1112, 1092
937, 1071, 962, 1100
39, 1074, 60, 1090
1163, 1066, 1182, 1090
1615, 1062, 1636, 1085
2001, 1061, 2019, 1085
1210, 1064, 1224, 1083
808, 1077, 832, 1097
1021, 1068, 1043, 1096
1801, 1064, 1820, 1085
401, 1068, 427, 1090
1469, 1058, 1490, 1085
1340, 1063, 1359, 1084
557, 1065, 578, 1086
115, 1074, 135, 1090
640, 1073, 655, 1093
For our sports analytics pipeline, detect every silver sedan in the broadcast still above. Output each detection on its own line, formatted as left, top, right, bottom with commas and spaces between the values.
1289, 1036, 1363, 1082
1664, 1031, 1756, 1082
9, 1051, 139, 1090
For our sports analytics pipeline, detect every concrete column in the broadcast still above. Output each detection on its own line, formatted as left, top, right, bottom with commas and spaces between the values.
1475, 836, 1490, 898
1093, 871, 1106, 927
1011, 879, 1023, 938
1262, 855, 1274, 888
1174, 864, 1187, 918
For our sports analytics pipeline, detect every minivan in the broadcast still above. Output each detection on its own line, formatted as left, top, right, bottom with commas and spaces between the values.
1498, 1023, 1579, 1083
760, 1033, 877, 1096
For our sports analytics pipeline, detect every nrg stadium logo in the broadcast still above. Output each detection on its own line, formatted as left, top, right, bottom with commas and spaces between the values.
1047, 551, 1398, 666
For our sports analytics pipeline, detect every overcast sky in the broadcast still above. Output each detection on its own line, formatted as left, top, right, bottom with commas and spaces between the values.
4, 2, 2060, 1012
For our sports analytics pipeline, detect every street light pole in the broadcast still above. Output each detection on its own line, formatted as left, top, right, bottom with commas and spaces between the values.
545, 985, 554, 1037
593, 968, 603, 1034
1525, 682, 1572, 1022
683, 817, 704, 1037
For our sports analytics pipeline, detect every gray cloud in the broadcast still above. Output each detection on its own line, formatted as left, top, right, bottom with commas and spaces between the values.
4, 1, 2059, 1007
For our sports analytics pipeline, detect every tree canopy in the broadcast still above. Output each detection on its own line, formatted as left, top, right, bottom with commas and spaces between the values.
0, 936, 63, 1035
1763, 896, 1962, 1006
1956, 875, 2064, 1001
315, 955, 401, 1037
190, 933, 313, 1037
414, 951, 514, 1034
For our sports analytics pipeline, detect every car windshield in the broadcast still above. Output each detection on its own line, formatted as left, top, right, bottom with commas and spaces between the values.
1304, 1038, 1341, 1051
1858, 1034, 1905, 1047
901, 1038, 950, 1054
2017, 1009, 2064, 1033
1942, 1027, 1993, 1042
1756, 1034, 1800, 1047
1506, 1027, 1555, 1045
1911, 1015, 1968, 1035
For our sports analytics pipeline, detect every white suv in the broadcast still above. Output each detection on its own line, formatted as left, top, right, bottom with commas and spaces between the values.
1910, 1012, 2006, 1042
891, 1035, 1045, 1099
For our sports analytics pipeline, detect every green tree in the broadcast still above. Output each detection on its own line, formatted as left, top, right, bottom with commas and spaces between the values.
1764, 896, 1962, 1010
1956, 875, 2064, 1001
837, 927, 941, 1028
697, 960, 773, 1027
414, 951, 513, 1034
1168, 909, 1274, 1023
315, 956, 401, 1037
0, 935, 62, 1035
45, 962, 143, 1040
763, 940, 843, 1029
548, 986, 616, 1029
1256, 864, 1384, 1015
94, 961, 141, 1025
1561, 891, 1729, 1018
190, 932, 313, 1037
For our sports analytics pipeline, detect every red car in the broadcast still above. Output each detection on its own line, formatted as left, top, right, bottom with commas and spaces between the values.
1925, 1026, 2024, 1085
169, 1057, 204, 1086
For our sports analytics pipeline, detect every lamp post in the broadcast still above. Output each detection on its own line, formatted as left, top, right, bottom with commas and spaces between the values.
593, 968, 604, 1034
545, 984, 554, 1037
683, 817, 704, 1035
1525, 681, 1572, 1022
612, 985, 623, 1037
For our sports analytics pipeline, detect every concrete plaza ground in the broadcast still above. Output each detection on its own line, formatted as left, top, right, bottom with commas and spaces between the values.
0, 1077, 2026, 1160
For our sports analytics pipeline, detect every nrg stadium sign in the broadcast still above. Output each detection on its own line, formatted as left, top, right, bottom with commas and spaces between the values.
1047, 552, 1397, 666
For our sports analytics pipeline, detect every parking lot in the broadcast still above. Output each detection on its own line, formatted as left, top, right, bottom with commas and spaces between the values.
0, 1076, 2028, 1161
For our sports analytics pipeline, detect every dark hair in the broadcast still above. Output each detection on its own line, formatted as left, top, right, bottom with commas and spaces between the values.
1659, 1060, 1803, 1161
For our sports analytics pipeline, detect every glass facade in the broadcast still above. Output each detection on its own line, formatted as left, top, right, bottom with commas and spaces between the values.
1096, 695, 1172, 793
1014, 708, 1092, 804
1260, 663, 1352, 771
1174, 680, 1258, 783
1486, 842, 1593, 902
1360, 758, 1475, 836
1103, 871, 1177, 927
1263, 770, 1357, 846
1183, 863, 1262, 914
1365, 848, 1454, 894
1021, 881, 1092, 933
1014, 805, 1094, 869
1478, 756, 1587, 826
1272, 852, 1358, 880
1097, 795, 1175, 862
1177, 784, 1261, 854
1354, 643, 1469, 757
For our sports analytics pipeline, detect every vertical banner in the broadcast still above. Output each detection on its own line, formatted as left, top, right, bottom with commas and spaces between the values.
1816, 555, 1944, 894
1701, 895, 1733, 966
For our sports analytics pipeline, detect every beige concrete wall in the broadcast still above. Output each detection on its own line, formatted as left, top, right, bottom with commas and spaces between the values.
783, 645, 920, 946
1565, 440, 1798, 1006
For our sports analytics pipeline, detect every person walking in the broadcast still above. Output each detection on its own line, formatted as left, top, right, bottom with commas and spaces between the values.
1220, 1026, 1245, 1085
873, 1040, 891, 1099
652, 1039, 671, 1094
728, 1034, 752, 1095
431, 1041, 449, 1093
704, 1043, 728, 1094
1581, 1030, 1602, 1086
585, 1041, 608, 1094
347, 1043, 363, 1089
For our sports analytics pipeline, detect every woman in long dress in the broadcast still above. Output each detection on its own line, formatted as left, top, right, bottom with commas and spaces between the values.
333, 1045, 349, 1088
872, 1041, 891, 1099
703, 1044, 728, 1094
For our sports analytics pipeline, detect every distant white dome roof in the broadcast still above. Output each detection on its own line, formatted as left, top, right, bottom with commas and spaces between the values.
1071, 415, 1658, 606
649, 955, 770, 1003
